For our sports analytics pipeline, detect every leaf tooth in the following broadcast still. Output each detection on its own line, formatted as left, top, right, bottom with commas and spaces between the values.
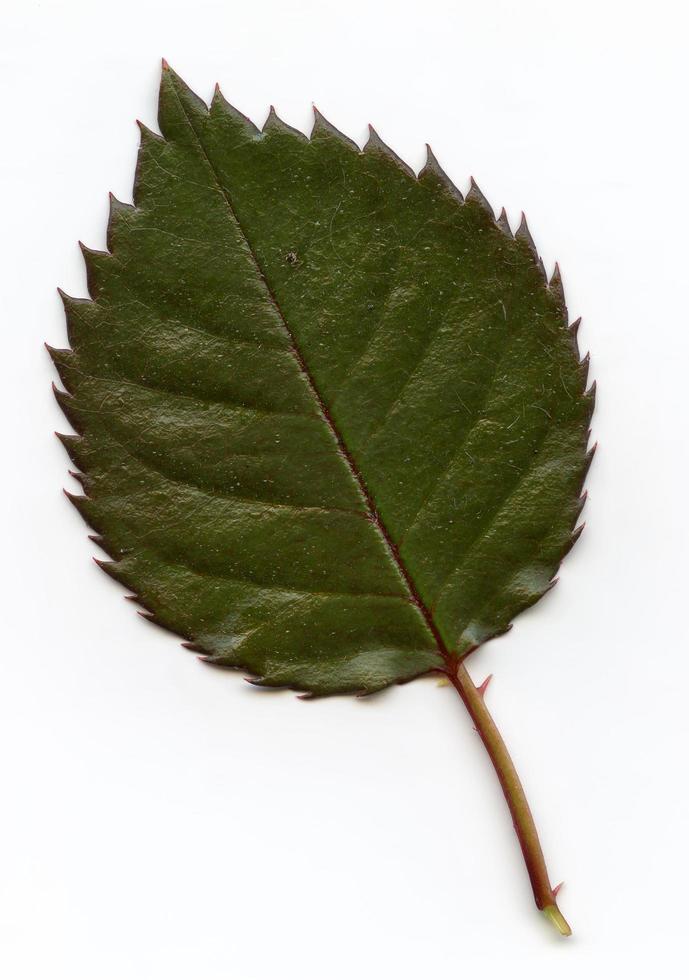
515, 212, 548, 281
181, 640, 206, 653
45, 339, 65, 358
52, 382, 83, 435
310, 104, 360, 152
107, 192, 135, 252
125, 592, 163, 621
198, 653, 233, 669
549, 264, 569, 325
46, 345, 76, 392
63, 488, 94, 529
571, 521, 586, 545
57, 287, 93, 334
566, 316, 583, 360
579, 351, 592, 391
63, 486, 88, 504
78, 240, 112, 300
465, 177, 494, 218
364, 124, 415, 179
580, 371, 595, 418
418, 144, 464, 203
55, 291, 99, 356
516, 211, 539, 255
568, 504, 588, 551
556, 522, 584, 564
75, 472, 95, 496
93, 556, 130, 588
98, 525, 124, 555
108, 191, 132, 209
357, 684, 391, 698
210, 84, 261, 136
78, 240, 109, 258
245, 675, 270, 688
262, 105, 308, 141
549, 262, 566, 311
496, 207, 513, 238
133, 122, 165, 209
55, 431, 82, 465
136, 118, 165, 145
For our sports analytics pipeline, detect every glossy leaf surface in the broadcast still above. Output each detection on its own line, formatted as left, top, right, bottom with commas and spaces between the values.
51, 65, 593, 696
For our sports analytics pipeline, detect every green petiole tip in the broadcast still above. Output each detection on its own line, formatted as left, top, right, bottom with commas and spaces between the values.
542, 904, 572, 937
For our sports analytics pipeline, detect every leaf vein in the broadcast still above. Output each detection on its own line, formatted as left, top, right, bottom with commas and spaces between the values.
165, 77, 452, 661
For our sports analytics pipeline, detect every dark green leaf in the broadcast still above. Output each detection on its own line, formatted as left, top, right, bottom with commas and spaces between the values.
51, 64, 593, 697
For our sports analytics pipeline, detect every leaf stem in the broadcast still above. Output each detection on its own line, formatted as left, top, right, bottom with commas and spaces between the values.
446, 661, 571, 936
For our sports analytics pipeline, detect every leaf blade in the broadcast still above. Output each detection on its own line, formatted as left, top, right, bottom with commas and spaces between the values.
53, 65, 593, 693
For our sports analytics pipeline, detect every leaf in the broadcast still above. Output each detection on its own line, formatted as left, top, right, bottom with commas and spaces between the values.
50, 63, 594, 933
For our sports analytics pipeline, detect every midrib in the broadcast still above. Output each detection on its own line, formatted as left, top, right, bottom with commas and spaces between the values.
167, 76, 453, 667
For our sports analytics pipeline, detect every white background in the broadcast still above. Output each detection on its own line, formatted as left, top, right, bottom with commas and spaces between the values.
1, 0, 687, 976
